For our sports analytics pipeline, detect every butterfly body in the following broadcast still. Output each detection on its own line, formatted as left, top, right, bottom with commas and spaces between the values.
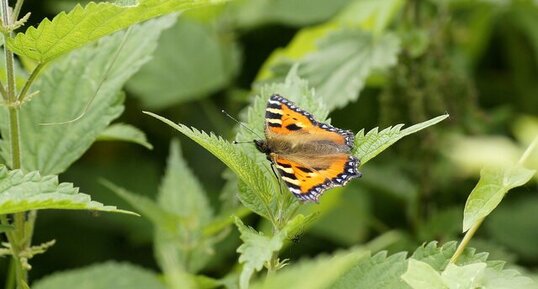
255, 95, 361, 202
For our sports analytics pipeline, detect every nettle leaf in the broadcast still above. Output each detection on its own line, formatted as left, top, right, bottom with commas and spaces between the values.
103, 180, 177, 231
463, 165, 535, 232
0, 16, 175, 175
155, 139, 214, 273
97, 123, 153, 149
332, 251, 409, 289
402, 260, 537, 289
410, 241, 488, 270
293, 30, 400, 110
250, 247, 366, 289
255, 0, 403, 81
235, 217, 286, 289
354, 114, 449, 165
0, 165, 132, 215
144, 112, 274, 220
7, 0, 229, 62
159, 139, 212, 224
127, 16, 239, 109
33, 262, 167, 289
401, 259, 447, 289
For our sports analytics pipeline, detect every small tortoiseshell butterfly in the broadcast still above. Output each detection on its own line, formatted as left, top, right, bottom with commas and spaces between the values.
254, 94, 361, 202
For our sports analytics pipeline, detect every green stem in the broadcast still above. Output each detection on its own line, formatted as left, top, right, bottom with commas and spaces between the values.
17, 62, 45, 103
2, 0, 29, 287
518, 136, 538, 166
12, 0, 23, 21
449, 218, 483, 264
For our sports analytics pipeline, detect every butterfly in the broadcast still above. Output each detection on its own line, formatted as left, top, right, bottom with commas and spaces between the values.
254, 94, 361, 202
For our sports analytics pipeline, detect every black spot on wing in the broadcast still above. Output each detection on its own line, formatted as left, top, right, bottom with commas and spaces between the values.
285, 124, 302, 131
268, 122, 281, 127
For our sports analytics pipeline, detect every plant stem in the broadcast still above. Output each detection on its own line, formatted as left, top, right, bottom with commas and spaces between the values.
17, 62, 45, 103
518, 136, 538, 165
12, 0, 23, 21
449, 217, 483, 264
1, 0, 29, 287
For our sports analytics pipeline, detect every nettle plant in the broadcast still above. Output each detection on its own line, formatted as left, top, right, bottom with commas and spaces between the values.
0, 1, 536, 289
145, 69, 537, 289
0, 0, 226, 288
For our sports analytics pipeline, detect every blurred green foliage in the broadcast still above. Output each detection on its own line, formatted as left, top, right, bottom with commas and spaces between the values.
1, 0, 538, 288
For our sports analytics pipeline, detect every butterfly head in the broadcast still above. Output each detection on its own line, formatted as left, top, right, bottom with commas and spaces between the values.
254, 139, 271, 155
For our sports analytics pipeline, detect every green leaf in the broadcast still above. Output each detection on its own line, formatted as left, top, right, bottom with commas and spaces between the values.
0, 15, 175, 175
235, 217, 286, 289
7, 0, 229, 62
127, 17, 239, 109
255, 0, 403, 80
233, 0, 350, 28
354, 114, 449, 165
143, 111, 274, 220
251, 247, 366, 289
158, 139, 212, 224
155, 139, 215, 274
33, 262, 167, 289
332, 251, 409, 289
0, 165, 133, 215
97, 123, 153, 149
442, 262, 487, 289
102, 180, 177, 231
462, 165, 536, 232
410, 241, 488, 270
481, 267, 538, 289
402, 259, 538, 289
401, 259, 447, 289
271, 30, 400, 110
335, 0, 404, 35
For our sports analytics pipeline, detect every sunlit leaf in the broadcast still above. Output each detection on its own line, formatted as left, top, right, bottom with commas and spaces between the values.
462, 165, 535, 232
250, 247, 365, 289
8, 0, 229, 62
33, 262, 167, 289
97, 123, 153, 149
401, 259, 447, 289
354, 114, 449, 165
0, 16, 175, 175
0, 165, 133, 215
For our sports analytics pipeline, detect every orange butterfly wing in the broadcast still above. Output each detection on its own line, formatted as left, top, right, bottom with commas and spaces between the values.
273, 154, 360, 202
265, 95, 354, 148
263, 95, 361, 202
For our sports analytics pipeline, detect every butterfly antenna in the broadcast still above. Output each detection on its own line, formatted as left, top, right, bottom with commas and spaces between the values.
221, 109, 263, 139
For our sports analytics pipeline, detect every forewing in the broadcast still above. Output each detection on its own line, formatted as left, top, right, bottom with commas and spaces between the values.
265, 95, 354, 149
